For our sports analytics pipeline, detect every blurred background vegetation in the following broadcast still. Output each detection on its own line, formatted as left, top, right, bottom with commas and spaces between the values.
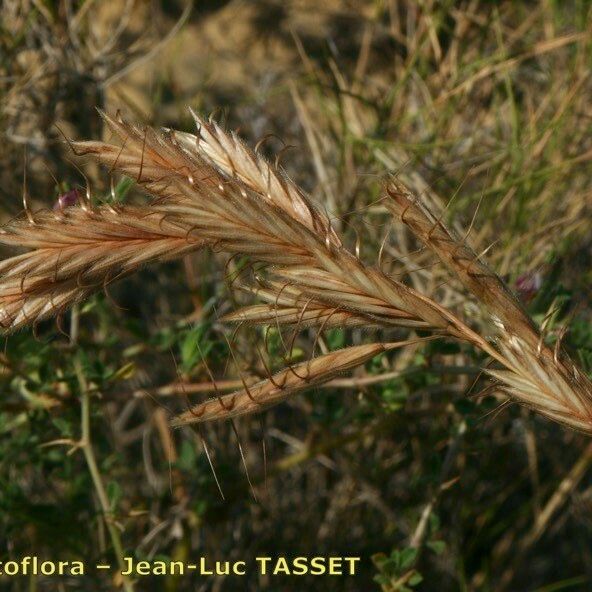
1, 0, 592, 590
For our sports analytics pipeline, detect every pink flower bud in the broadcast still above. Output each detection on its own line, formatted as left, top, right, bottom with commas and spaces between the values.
53, 188, 80, 211
515, 272, 543, 302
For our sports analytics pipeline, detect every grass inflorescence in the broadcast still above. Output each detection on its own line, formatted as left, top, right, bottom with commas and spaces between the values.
1, 110, 591, 434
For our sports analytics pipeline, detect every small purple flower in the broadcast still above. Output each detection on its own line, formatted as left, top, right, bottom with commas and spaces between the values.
53, 188, 80, 211
515, 271, 543, 302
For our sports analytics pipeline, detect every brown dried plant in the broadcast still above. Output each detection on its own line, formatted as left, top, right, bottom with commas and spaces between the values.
2, 110, 592, 434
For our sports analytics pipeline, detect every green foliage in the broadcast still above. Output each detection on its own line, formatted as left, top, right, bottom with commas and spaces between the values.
372, 547, 423, 592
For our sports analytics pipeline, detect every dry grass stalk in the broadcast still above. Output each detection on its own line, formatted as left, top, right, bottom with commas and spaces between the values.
1, 110, 591, 432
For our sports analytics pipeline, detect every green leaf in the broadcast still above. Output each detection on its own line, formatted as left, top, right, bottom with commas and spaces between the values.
371, 552, 388, 568
326, 328, 345, 349
427, 540, 447, 555
107, 481, 122, 512
112, 176, 135, 202
399, 547, 418, 569
176, 440, 197, 473
110, 362, 136, 382
408, 571, 423, 586
180, 323, 211, 374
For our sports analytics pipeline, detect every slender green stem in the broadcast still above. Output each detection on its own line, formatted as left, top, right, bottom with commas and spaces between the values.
75, 358, 134, 592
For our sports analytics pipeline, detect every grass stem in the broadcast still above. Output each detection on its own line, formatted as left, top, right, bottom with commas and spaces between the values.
75, 357, 134, 592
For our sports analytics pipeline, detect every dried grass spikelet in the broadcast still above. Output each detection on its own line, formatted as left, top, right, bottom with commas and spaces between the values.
2, 110, 591, 433
0, 205, 201, 330
487, 336, 592, 433
172, 341, 413, 426
221, 282, 380, 328
386, 180, 539, 346
73, 112, 490, 342
173, 108, 342, 247
386, 180, 592, 433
